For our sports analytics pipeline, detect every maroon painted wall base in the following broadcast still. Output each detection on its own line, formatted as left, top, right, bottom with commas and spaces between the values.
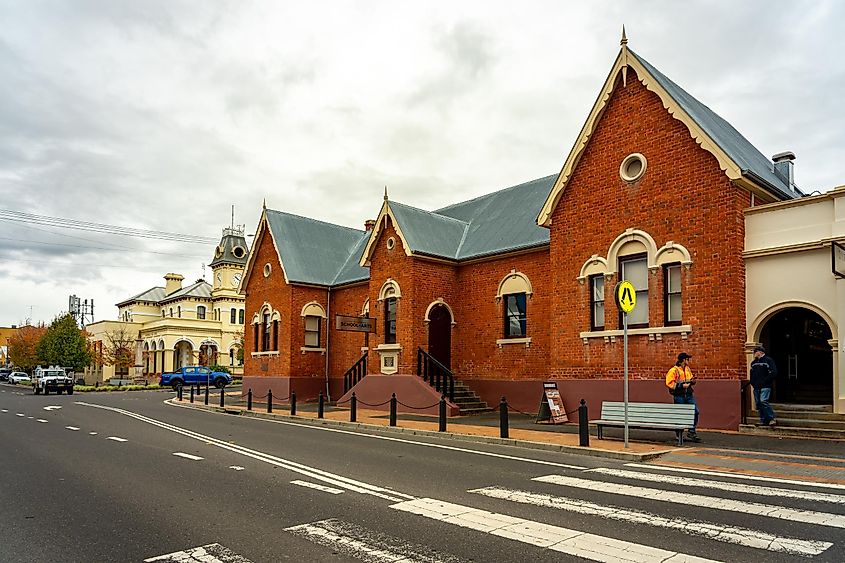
241, 376, 326, 403
338, 375, 460, 416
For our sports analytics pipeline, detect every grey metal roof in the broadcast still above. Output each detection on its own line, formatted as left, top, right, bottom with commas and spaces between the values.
332, 234, 370, 286
265, 209, 369, 286
116, 286, 166, 307
630, 50, 797, 200
159, 280, 212, 303
209, 227, 250, 268
388, 201, 468, 259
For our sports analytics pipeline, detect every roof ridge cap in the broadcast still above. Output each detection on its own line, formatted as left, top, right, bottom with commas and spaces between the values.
390, 200, 469, 226
266, 208, 365, 234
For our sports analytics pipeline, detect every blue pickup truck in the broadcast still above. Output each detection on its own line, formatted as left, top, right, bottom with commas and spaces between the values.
160, 366, 232, 390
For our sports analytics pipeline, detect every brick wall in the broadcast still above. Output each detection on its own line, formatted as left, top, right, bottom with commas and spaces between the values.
548, 68, 751, 381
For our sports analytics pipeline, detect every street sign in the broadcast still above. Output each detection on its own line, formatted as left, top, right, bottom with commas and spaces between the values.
615, 280, 636, 313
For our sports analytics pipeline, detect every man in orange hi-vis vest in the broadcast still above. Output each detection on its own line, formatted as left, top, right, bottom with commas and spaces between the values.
665, 352, 701, 442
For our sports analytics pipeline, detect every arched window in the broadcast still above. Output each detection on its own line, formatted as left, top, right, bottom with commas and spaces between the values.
301, 302, 326, 348
496, 271, 532, 339
197, 305, 206, 320
230, 308, 237, 324
239, 309, 245, 324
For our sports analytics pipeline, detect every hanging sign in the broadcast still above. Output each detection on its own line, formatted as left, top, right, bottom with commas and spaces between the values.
833, 241, 845, 279
537, 382, 568, 424
615, 280, 636, 313
335, 315, 376, 333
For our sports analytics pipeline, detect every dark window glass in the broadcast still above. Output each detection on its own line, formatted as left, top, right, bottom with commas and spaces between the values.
197, 306, 206, 320
272, 319, 279, 351
262, 313, 271, 351
619, 254, 649, 328
239, 309, 245, 324
305, 316, 321, 347
253, 323, 259, 352
664, 264, 682, 326
177, 306, 181, 318
590, 275, 605, 330
503, 293, 527, 338
230, 308, 236, 324
385, 298, 397, 344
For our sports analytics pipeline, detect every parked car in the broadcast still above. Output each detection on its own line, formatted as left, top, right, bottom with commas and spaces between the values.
0, 368, 12, 381
160, 366, 232, 390
32, 366, 74, 395
8, 372, 31, 384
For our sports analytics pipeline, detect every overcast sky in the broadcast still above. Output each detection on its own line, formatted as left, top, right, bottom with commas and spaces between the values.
0, 0, 842, 326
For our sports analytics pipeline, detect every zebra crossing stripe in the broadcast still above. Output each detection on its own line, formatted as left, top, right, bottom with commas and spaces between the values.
625, 463, 845, 490
290, 480, 344, 495
587, 467, 845, 504
534, 475, 845, 529
390, 497, 721, 563
286, 518, 468, 563
145, 542, 251, 562
469, 486, 831, 557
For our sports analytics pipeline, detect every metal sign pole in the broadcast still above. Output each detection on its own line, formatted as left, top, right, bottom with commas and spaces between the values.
623, 312, 629, 448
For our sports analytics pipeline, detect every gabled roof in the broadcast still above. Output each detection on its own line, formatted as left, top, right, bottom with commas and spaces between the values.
360, 175, 555, 265
116, 286, 166, 307
159, 280, 212, 304
264, 209, 369, 286
537, 41, 800, 226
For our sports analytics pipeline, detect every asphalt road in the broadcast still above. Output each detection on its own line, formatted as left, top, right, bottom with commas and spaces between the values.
1, 383, 843, 562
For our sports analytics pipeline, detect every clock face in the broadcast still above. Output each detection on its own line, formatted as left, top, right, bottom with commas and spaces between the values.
215, 272, 222, 284
233, 273, 242, 286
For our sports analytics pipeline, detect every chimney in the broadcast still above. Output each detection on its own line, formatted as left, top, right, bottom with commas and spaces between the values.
164, 273, 184, 295
364, 219, 376, 231
772, 151, 796, 190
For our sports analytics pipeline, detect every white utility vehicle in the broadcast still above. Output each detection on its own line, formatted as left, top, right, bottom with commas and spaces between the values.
32, 365, 74, 395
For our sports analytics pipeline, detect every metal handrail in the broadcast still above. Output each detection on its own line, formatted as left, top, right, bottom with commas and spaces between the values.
416, 347, 455, 401
343, 352, 368, 393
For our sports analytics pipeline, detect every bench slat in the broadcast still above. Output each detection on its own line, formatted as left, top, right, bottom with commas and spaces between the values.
597, 401, 695, 427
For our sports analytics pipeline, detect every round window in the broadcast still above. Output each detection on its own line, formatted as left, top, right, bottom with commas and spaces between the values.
386, 237, 396, 250
263, 263, 272, 277
233, 246, 245, 259
620, 153, 647, 183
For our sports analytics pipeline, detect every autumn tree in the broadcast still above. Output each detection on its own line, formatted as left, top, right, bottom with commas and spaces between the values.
7, 324, 47, 371
36, 314, 91, 371
99, 325, 138, 376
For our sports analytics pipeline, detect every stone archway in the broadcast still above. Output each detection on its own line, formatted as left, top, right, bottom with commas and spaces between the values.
758, 307, 834, 405
173, 340, 194, 370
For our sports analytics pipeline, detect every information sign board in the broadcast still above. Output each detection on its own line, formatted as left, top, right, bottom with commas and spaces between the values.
537, 382, 568, 424
335, 315, 376, 333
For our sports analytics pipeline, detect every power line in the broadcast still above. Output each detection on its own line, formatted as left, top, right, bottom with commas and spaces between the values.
0, 209, 218, 244
0, 235, 207, 259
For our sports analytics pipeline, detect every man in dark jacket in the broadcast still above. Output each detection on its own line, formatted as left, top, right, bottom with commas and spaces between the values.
750, 345, 778, 427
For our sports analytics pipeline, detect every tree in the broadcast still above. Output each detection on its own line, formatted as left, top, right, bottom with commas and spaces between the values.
8, 324, 47, 371
37, 314, 91, 371
99, 325, 138, 376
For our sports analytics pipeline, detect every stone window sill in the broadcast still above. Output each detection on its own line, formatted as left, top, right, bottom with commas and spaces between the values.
496, 337, 532, 348
300, 347, 326, 354
376, 343, 402, 351
251, 351, 280, 357
579, 325, 692, 344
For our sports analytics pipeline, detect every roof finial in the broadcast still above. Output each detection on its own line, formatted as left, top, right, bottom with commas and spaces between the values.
262, 198, 266, 211
383, 185, 388, 201
620, 25, 628, 46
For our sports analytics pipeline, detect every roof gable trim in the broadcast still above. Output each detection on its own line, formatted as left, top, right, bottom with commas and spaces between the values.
359, 202, 414, 267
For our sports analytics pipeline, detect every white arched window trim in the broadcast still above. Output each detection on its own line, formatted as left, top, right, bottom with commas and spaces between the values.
378, 278, 402, 301
606, 228, 659, 274
361, 298, 370, 316
655, 241, 693, 268
495, 270, 533, 301
301, 301, 327, 318
424, 298, 456, 325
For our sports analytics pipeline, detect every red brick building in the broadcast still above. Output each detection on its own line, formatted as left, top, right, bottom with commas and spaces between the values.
240, 40, 800, 429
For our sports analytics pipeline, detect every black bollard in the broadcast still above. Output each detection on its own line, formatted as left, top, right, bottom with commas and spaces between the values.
318, 392, 325, 419
578, 399, 589, 447
177, 385, 182, 401
247, 389, 252, 411
204, 384, 209, 405
189, 385, 194, 403
267, 389, 273, 413
350, 392, 357, 423
219, 387, 225, 408
290, 391, 297, 416
389, 393, 397, 427
439, 395, 447, 432
499, 396, 509, 439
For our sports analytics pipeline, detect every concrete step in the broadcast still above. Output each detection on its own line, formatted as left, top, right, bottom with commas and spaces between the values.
750, 409, 845, 422
738, 424, 845, 440
457, 406, 492, 416
769, 403, 832, 412
765, 418, 845, 431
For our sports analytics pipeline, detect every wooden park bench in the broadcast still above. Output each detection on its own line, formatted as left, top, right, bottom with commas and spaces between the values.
591, 401, 696, 446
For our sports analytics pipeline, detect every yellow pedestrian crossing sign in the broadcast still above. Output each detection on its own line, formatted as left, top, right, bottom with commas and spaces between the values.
616, 281, 636, 314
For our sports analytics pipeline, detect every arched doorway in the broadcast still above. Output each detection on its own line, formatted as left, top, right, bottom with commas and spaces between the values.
173, 340, 194, 370
198, 341, 218, 367
759, 307, 833, 404
427, 304, 452, 370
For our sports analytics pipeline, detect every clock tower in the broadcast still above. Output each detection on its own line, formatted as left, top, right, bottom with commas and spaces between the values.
209, 226, 249, 297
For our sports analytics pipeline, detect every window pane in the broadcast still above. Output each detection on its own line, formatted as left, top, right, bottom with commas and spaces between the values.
239, 309, 245, 324
305, 316, 320, 331
593, 302, 605, 328
667, 265, 681, 292
304, 331, 319, 347
621, 257, 647, 288
504, 293, 527, 337
592, 277, 604, 301
627, 290, 649, 325
231, 309, 236, 324
668, 294, 682, 322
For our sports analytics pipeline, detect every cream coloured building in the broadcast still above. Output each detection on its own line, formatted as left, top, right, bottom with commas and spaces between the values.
745, 185, 845, 414
84, 227, 249, 384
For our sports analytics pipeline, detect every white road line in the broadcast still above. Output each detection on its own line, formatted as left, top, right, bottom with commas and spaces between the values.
286, 518, 468, 563
391, 498, 719, 563
144, 542, 251, 562
89, 431, 98, 435
107, 436, 128, 442
66, 426, 80, 431
1, 409, 7, 412
16, 413, 24, 417
626, 462, 845, 490
37, 419, 48, 423
470, 486, 831, 556
534, 474, 845, 529
291, 480, 344, 495
77, 402, 414, 503
172, 452, 204, 461
27, 416, 33, 419
588, 467, 845, 504
224, 410, 587, 470
43, 405, 61, 411
229, 466, 245, 471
